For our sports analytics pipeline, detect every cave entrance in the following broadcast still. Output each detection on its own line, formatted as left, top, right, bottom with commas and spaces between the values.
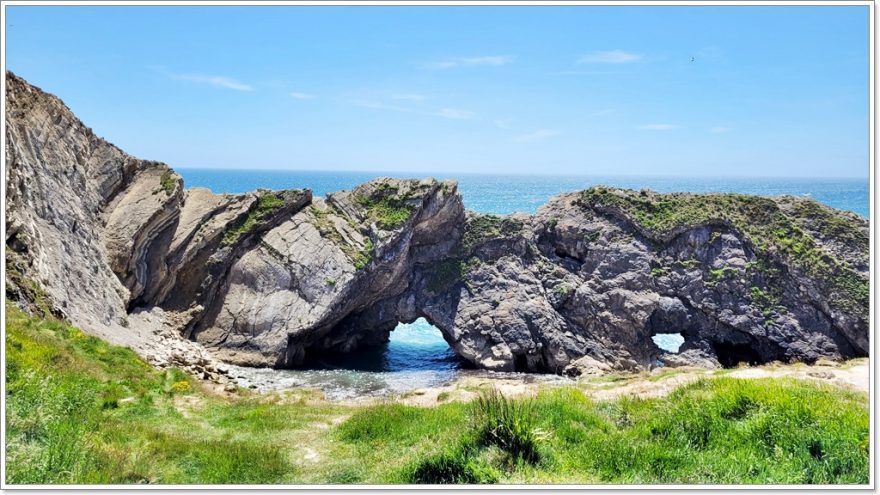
712, 341, 762, 368
315, 318, 464, 373
652, 333, 685, 353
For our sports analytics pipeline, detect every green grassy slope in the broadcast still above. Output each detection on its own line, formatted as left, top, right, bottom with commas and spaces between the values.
5, 302, 869, 485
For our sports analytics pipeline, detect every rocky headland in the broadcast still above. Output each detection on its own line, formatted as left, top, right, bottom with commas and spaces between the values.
4, 72, 869, 381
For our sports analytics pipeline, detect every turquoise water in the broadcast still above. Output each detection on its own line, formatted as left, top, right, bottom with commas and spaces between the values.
180, 169, 868, 397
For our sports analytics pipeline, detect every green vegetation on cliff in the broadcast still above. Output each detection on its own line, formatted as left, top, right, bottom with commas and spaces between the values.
427, 257, 480, 293
5, 303, 869, 485
309, 206, 374, 270
354, 182, 420, 230
577, 187, 868, 314
460, 214, 523, 253
222, 191, 294, 247
159, 170, 177, 196
781, 197, 869, 253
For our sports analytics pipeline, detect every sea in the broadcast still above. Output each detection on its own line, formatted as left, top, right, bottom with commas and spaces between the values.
179, 168, 869, 399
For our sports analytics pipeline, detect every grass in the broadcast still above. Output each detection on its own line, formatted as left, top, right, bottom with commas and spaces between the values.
222, 191, 294, 247
578, 187, 868, 316
459, 215, 524, 254
159, 170, 177, 196
5, 301, 306, 484
355, 188, 415, 230
472, 389, 541, 464
353, 238, 374, 270
705, 265, 741, 287
406, 443, 499, 484
781, 197, 868, 255
421, 214, 522, 293
553, 283, 574, 297
5, 302, 870, 485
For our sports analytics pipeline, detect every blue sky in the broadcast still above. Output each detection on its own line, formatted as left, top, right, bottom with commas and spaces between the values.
5, 6, 870, 177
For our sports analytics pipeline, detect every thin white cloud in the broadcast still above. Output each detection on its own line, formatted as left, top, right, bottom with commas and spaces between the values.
709, 126, 732, 133
353, 100, 412, 112
290, 91, 315, 100
170, 73, 253, 91
578, 50, 642, 64
425, 55, 514, 69
392, 93, 430, 101
637, 124, 678, 131
517, 129, 561, 141
436, 108, 476, 120
494, 118, 513, 129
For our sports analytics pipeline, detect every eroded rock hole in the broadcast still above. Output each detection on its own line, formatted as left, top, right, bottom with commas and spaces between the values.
385, 318, 463, 372
652, 333, 684, 353
712, 341, 762, 368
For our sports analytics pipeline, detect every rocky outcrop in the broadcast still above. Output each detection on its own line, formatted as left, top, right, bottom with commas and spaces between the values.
192, 179, 464, 367
321, 187, 869, 374
4, 72, 309, 380
5, 71, 870, 378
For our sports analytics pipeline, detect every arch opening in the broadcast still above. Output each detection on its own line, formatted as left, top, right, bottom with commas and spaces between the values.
652, 333, 685, 353
309, 317, 467, 373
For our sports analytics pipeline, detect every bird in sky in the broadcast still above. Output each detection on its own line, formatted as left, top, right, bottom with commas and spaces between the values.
690, 56, 695, 62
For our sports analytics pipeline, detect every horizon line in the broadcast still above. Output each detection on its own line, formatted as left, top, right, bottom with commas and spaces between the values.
172, 166, 870, 181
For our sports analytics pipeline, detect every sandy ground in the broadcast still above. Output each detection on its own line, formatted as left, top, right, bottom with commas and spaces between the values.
393, 358, 870, 407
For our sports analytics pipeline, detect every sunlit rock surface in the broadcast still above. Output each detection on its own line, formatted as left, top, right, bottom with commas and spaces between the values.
5, 71, 869, 376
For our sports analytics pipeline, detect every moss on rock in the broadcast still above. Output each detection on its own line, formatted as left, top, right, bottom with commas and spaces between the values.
222, 191, 299, 247
577, 187, 868, 316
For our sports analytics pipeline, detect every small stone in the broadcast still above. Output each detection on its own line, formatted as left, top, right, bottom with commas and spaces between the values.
807, 371, 834, 380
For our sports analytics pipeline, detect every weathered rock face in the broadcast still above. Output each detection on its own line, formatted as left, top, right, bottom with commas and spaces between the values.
6, 70, 165, 332
191, 179, 464, 367
4, 72, 310, 379
5, 71, 870, 377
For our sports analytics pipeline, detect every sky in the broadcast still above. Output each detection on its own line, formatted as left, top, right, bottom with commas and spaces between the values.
4, 5, 870, 178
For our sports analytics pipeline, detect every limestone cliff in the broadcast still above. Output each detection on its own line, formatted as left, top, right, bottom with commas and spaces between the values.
4, 72, 870, 377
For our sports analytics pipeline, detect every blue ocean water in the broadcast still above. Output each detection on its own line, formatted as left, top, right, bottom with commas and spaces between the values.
183, 168, 869, 398
178, 168, 869, 218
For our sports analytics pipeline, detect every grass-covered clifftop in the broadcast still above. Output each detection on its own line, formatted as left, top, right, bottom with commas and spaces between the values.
5, 302, 869, 485
577, 187, 869, 315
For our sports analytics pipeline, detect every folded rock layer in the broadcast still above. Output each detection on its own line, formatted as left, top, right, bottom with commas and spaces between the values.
5, 72, 869, 375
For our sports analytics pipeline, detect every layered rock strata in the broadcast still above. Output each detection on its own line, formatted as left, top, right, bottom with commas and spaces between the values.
5, 72, 869, 376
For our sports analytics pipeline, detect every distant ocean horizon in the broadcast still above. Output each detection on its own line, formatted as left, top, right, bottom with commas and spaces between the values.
177, 168, 870, 218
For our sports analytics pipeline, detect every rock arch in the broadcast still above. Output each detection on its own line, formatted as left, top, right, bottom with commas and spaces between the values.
5, 72, 869, 377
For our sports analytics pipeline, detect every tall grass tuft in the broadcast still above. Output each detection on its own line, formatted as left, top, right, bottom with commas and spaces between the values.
408, 445, 498, 484
471, 388, 540, 464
